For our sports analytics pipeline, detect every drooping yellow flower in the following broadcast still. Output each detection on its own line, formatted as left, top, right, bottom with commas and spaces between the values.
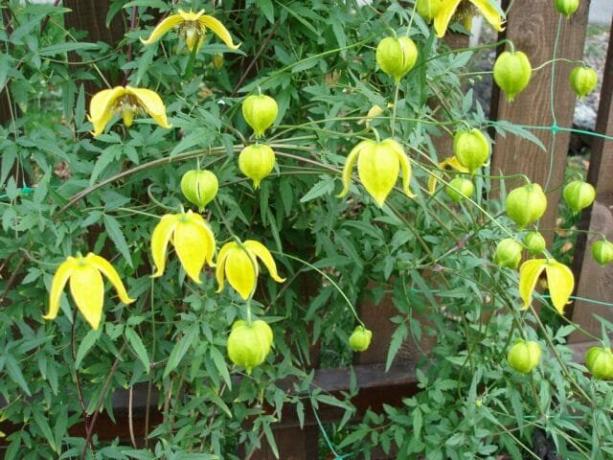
88, 86, 171, 137
427, 0, 504, 38
339, 138, 414, 207
519, 258, 574, 314
43, 253, 135, 330
151, 210, 216, 284
141, 9, 240, 52
427, 155, 469, 195
216, 240, 285, 300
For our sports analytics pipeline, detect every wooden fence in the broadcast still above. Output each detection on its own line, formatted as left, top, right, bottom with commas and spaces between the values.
1, 1, 612, 458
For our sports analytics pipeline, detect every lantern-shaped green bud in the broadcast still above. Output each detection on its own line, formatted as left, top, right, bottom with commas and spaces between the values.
227, 320, 274, 374
453, 129, 491, 173
494, 238, 523, 269
505, 183, 547, 228
569, 66, 598, 98
376, 36, 418, 82
349, 326, 373, 352
242, 94, 278, 137
523, 231, 546, 255
180, 169, 219, 211
555, 0, 580, 18
563, 180, 595, 214
445, 177, 475, 203
507, 340, 542, 373
416, 0, 444, 21
493, 51, 533, 102
591, 240, 613, 266
238, 144, 276, 189
585, 346, 613, 380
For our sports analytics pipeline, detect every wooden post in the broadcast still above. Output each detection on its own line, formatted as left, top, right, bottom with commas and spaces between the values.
490, 0, 589, 244
568, 17, 613, 343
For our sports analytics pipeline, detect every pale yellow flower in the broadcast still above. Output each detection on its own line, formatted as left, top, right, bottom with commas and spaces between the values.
519, 258, 574, 314
44, 253, 135, 330
421, 0, 504, 38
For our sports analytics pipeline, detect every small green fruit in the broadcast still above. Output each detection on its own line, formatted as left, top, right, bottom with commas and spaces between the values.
569, 66, 598, 98
453, 129, 491, 173
507, 340, 542, 373
445, 177, 475, 202
238, 144, 276, 189
349, 326, 373, 352
554, 0, 580, 18
505, 183, 547, 228
493, 51, 532, 102
416, 0, 444, 21
376, 36, 418, 82
242, 94, 278, 137
591, 240, 613, 266
180, 169, 219, 211
523, 231, 546, 255
563, 180, 595, 214
227, 320, 273, 374
494, 238, 523, 269
585, 346, 613, 380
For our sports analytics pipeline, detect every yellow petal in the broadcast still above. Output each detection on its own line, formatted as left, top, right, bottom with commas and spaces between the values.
357, 141, 399, 207
445, 156, 470, 173
125, 87, 172, 130
140, 13, 185, 45
518, 259, 547, 310
44, 257, 77, 321
469, 0, 504, 31
338, 140, 369, 198
151, 215, 178, 278
385, 139, 415, 199
225, 247, 258, 300
186, 211, 216, 266
434, 0, 462, 37
88, 87, 125, 136
544, 261, 575, 314
427, 170, 441, 195
199, 15, 240, 50
85, 253, 135, 304
178, 9, 205, 21
244, 240, 286, 283
69, 264, 104, 330
173, 217, 210, 284
216, 242, 238, 293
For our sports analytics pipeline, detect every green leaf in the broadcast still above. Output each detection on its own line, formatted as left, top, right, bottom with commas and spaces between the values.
125, 327, 150, 372
75, 329, 101, 369
300, 176, 335, 203
257, 0, 275, 23
5, 356, 31, 396
385, 323, 407, 372
39, 42, 101, 57
209, 346, 232, 389
163, 324, 199, 378
33, 410, 57, 452
262, 422, 279, 459
103, 214, 134, 267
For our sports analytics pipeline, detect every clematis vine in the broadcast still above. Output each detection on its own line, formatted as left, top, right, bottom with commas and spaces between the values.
89, 86, 171, 137
519, 258, 575, 314
151, 210, 216, 284
43, 253, 135, 330
417, 0, 504, 38
141, 9, 240, 52
216, 240, 285, 300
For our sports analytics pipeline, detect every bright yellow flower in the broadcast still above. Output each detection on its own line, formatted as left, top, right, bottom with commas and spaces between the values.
427, 155, 469, 195
216, 240, 285, 300
141, 9, 240, 52
151, 210, 216, 284
519, 258, 575, 314
43, 253, 135, 330
431, 0, 504, 38
88, 86, 171, 137
339, 138, 414, 207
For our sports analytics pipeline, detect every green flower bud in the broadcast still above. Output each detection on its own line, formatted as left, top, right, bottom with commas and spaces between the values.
505, 183, 547, 228
507, 340, 542, 373
445, 177, 475, 203
585, 346, 613, 380
523, 231, 546, 255
493, 51, 532, 102
227, 320, 273, 374
349, 326, 372, 352
591, 240, 613, 266
242, 94, 278, 137
555, 0, 580, 18
180, 169, 219, 211
238, 144, 276, 189
212, 53, 224, 70
494, 238, 523, 269
563, 180, 595, 214
453, 129, 491, 173
376, 36, 418, 82
416, 0, 444, 21
569, 66, 598, 98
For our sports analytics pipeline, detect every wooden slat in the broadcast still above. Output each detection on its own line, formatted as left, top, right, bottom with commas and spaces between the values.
569, 16, 613, 342
490, 0, 589, 244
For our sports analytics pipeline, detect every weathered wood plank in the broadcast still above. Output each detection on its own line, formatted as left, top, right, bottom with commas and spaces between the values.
569, 16, 613, 342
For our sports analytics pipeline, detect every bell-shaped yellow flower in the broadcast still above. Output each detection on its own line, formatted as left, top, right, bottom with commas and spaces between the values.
151, 210, 216, 284
338, 138, 414, 207
427, 155, 469, 195
519, 258, 575, 314
43, 253, 135, 330
433, 0, 504, 38
89, 86, 171, 137
141, 9, 240, 52
216, 240, 285, 300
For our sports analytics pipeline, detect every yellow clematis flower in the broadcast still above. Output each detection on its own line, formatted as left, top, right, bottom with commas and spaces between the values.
43, 253, 135, 330
216, 240, 285, 300
141, 9, 240, 52
519, 258, 575, 314
338, 138, 414, 207
430, 0, 504, 38
89, 86, 171, 137
427, 155, 469, 195
151, 210, 216, 284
